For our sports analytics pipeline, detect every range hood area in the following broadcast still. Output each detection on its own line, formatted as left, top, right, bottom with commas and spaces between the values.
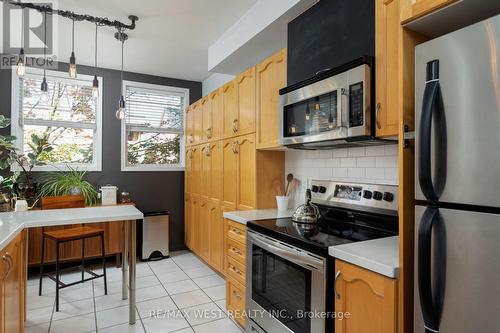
280, 0, 394, 149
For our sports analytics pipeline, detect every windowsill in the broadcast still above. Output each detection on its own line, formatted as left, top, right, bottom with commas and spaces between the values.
121, 165, 185, 172
10, 164, 102, 172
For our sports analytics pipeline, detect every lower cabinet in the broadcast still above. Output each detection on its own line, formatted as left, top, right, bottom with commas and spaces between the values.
224, 218, 247, 328
1, 231, 25, 333
334, 260, 397, 333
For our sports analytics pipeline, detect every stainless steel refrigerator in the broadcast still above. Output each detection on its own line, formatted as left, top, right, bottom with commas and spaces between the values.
414, 14, 500, 333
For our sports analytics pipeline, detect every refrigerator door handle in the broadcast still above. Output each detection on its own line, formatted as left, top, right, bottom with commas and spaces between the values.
418, 60, 447, 202
418, 206, 447, 333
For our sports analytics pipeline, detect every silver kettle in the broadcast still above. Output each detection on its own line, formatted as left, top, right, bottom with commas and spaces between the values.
292, 189, 321, 224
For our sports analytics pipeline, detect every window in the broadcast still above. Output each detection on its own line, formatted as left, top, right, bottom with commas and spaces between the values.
121, 81, 188, 171
11, 68, 103, 171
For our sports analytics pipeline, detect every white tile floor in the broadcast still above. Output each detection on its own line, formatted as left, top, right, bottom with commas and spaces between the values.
25, 251, 243, 333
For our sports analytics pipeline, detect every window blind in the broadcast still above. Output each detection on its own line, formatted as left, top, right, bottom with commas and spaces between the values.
125, 85, 184, 132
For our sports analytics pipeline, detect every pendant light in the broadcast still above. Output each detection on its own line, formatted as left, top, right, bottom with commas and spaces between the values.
115, 30, 126, 120
16, 4, 25, 77
92, 23, 99, 99
40, 10, 49, 103
68, 18, 77, 78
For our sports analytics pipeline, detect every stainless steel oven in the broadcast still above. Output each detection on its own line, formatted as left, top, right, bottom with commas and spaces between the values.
246, 230, 326, 333
279, 60, 377, 148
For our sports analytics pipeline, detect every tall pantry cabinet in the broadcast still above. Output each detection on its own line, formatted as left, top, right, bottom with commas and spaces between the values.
184, 49, 286, 275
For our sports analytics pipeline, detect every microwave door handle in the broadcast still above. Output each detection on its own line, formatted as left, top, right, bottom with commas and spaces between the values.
340, 88, 349, 129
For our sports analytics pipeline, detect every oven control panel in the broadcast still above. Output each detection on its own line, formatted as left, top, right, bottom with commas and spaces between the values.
310, 180, 398, 213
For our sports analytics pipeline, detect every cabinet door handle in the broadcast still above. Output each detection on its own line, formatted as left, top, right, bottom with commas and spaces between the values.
376, 102, 382, 129
232, 247, 242, 255
334, 270, 341, 299
206, 127, 212, 139
2, 253, 12, 280
232, 119, 238, 133
233, 141, 239, 154
232, 289, 242, 299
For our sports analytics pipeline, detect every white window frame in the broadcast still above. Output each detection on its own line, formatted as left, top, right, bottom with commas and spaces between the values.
120, 80, 188, 172
10, 68, 103, 172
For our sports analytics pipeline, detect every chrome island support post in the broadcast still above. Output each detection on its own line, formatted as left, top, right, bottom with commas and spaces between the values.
122, 221, 129, 301
129, 219, 138, 325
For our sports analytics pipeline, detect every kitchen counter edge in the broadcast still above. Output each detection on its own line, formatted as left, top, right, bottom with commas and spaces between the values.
223, 209, 294, 225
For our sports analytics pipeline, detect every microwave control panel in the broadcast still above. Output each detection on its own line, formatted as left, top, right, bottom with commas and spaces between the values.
349, 82, 364, 128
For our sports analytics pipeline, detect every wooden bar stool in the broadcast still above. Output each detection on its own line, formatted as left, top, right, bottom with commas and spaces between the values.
38, 195, 108, 312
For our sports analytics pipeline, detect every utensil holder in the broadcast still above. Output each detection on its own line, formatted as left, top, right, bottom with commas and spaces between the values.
276, 196, 289, 212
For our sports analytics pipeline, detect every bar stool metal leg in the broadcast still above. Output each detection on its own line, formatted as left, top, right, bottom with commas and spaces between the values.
55, 241, 60, 312
81, 238, 85, 282
38, 236, 45, 296
101, 234, 108, 295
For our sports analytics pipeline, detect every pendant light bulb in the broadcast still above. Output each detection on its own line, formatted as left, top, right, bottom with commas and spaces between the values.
69, 19, 77, 78
92, 75, 99, 100
40, 77, 49, 103
16, 48, 26, 77
116, 95, 126, 120
69, 52, 77, 78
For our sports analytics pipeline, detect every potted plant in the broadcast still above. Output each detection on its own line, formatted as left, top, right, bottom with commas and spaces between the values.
38, 167, 98, 206
0, 115, 17, 210
0, 115, 53, 204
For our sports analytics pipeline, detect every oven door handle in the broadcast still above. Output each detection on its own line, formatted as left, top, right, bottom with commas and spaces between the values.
249, 233, 324, 272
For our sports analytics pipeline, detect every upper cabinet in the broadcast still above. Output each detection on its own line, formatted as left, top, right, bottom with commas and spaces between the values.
256, 49, 286, 149
403, 0, 457, 23
200, 97, 210, 143
235, 67, 256, 136
192, 100, 203, 145
208, 88, 223, 142
185, 106, 194, 146
375, 0, 401, 138
222, 81, 238, 139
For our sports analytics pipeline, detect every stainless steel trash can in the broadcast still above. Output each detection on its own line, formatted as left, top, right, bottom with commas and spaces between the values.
142, 211, 169, 260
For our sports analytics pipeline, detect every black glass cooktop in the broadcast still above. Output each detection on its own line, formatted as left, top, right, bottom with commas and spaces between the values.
247, 207, 398, 257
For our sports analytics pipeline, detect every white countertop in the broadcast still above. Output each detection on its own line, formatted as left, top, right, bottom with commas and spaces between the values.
0, 205, 144, 250
223, 209, 294, 225
329, 236, 399, 278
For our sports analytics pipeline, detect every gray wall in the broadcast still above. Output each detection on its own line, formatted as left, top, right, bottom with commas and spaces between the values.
0, 63, 202, 251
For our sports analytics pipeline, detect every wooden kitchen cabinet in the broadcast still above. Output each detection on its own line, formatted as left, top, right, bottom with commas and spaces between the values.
190, 194, 201, 254
208, 88, 223, 142
375, 0, 401, 138
192, 100, 203, 145
200, 97, 210, 143
236, 134, 256, 210
208, 202, 223, 272
256, 48, 286, 149
235, 67, 256, 136
207, 141, 222, 203
191, 146, 201, 195
334, 260, 397, 333
185, 105, 194, 146
198, 198, 210, 262
185, 194, 192, 249
185, 147, 193, 194
222, 138, 238, 208
1, 232, 25, 333
402, 0, 458, 23
222, 81, 238, 139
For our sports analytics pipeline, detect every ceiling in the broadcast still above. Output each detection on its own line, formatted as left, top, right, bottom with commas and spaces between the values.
50, 0, 257, 81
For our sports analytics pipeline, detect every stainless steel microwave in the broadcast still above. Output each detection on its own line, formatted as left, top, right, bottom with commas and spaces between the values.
279, 59, 390, 148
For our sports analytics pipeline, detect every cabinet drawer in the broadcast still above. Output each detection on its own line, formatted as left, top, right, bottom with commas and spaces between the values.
226, 277, 246, 327
227, 220, 246, 244
226, 256, 246, 286
227, 237, 246, 264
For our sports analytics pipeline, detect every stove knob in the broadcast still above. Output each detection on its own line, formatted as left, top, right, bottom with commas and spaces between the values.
383, 192, 394, 202
373, 191, 383, 201
363, 190, 373, 199
319, 186, 327, 194
311, 185, 319, 193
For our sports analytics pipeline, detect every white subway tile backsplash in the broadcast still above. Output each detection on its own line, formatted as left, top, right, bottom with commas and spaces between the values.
285, 144, 399, 207
340, 158, 357, 168
348, 147, 366, 157
365, 146, 385, 156
376, 156, 398, 168
356, 156, 376, 168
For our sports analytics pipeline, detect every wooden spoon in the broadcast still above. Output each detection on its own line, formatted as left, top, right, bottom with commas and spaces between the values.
285, 173, 294, 196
